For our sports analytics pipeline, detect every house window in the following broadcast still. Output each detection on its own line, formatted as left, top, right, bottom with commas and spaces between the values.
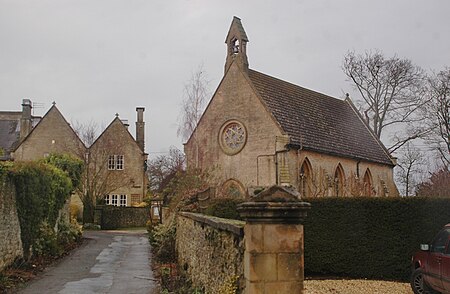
119, 194, 127, 206
108, 155, 116, 170
116, 155, 124, 170
108, 155, 125, 170
105, 194, 127, 207
111, 194, 118, 206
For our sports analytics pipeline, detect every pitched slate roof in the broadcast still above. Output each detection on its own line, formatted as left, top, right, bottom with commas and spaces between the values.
0, 119, 19, 160
247, 69, 394, 166
0, 113, 40, 160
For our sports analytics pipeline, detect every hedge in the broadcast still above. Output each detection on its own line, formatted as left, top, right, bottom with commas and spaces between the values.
1, 155, 83, 258
100, 206, 150, 230
303, 197, 450, 281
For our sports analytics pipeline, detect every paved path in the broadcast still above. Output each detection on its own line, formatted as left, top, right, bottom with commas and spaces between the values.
18, 230, 158, 294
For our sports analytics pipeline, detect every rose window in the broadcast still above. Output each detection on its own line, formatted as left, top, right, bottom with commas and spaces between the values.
219, 121, 247, 155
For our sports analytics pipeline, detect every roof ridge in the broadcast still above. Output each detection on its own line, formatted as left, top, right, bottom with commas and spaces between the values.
247, 68, 394, 166
248, 68, 346, 103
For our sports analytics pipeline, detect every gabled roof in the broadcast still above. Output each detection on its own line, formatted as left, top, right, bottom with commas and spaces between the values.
13, 104, 85, 152
90, 116, 144, 154
225, 16, 248, 42
247, 69, 394, 166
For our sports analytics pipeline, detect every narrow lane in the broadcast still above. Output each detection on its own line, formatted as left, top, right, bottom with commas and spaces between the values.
18, 230, 158, 294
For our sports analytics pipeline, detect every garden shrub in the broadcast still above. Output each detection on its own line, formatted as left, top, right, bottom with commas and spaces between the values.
148, 221, 177, 263
203, 198, 243, 220
33, 221, 61, 257
303, 197, 450, 281
2, 154, 82, 259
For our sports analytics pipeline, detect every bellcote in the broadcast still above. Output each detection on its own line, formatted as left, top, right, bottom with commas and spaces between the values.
224, 16, 249, 74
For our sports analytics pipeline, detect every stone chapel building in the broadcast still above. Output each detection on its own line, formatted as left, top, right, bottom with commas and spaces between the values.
184, 17, 399, 198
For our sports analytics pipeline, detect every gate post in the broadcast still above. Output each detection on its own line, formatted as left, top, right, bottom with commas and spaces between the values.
238, 186, 311, 294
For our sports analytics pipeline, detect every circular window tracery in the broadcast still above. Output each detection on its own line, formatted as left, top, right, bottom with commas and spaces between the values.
219, 120, 247, 155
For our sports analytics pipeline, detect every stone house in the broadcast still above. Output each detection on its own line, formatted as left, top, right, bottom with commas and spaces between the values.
13, 102, 86, 161
1, 100, 148, 207
88, 112, 148, 207
0, 99, 41, 161
184, 17, 399, 198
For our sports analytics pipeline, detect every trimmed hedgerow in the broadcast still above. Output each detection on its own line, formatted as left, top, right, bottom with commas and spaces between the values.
3, 156, 82, 259
303, 197, 450, 281
100, 206, 150, 230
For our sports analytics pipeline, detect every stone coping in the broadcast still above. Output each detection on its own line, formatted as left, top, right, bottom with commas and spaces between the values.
178, 212, 245, 237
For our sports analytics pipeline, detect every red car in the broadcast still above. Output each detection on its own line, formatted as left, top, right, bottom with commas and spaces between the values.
411, 224, 450, 294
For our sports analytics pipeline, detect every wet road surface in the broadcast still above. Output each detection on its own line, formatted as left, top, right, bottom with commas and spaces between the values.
18, 230, 158, 294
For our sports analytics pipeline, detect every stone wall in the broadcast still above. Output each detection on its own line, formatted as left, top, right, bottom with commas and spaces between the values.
0, 177, 23, 271
176, 212, 245, 293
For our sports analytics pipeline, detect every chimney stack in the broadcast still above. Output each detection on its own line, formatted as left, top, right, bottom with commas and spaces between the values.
20, 99, 32, 139
136, 107, 145, 151
121, 119, 129, 129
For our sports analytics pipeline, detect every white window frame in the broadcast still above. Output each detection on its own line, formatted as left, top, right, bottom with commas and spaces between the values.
106, 194, 127, 207
119, 194, 127, 206
107, 155, 125, 170
116, 155, 124, 170
108, 155, 116, 170
111, 194, 118, 206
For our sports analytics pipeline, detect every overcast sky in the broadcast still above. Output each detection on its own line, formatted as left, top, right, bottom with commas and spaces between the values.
1, 0, 449, 158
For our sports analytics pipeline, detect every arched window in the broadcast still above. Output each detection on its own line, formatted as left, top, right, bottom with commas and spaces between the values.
363, 169, 373, 196
299, 158, 313, 197
230, 37, 240, 54
334, 164, 345, 197
221, 179, 245, 199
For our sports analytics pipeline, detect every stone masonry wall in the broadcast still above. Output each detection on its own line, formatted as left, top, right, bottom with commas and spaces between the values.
176, 212, 245, 293
0, 177, 23, 271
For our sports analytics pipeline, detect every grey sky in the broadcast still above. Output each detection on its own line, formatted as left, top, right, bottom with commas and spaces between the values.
1, 0, 449, 157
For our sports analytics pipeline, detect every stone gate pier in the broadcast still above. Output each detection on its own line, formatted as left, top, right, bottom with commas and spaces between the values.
238, 186, 311, 294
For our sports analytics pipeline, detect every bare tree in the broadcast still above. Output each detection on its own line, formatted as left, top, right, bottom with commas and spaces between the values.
395, 143, 425, 196
72, 119, 100, 147
177, 66, 210, 142
425, 68, 450, 167
148, 146, 185, 193
416, 167, 450, 197
72, 121, 134, 223
343, 50, 428, 153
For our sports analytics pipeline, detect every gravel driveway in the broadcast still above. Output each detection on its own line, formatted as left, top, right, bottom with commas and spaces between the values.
304, 279, 413, 294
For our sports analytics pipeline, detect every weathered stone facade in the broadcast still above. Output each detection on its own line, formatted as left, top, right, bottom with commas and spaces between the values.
185, 17, 398, 198
176, 212, 245, 293
185, 62, 284, 193
0, 177, 23, 271
90, 117, 147, 205
13, 105, 85, 161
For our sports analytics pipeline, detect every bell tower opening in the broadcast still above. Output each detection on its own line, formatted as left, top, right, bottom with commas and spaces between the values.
224, 16, 249, 73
